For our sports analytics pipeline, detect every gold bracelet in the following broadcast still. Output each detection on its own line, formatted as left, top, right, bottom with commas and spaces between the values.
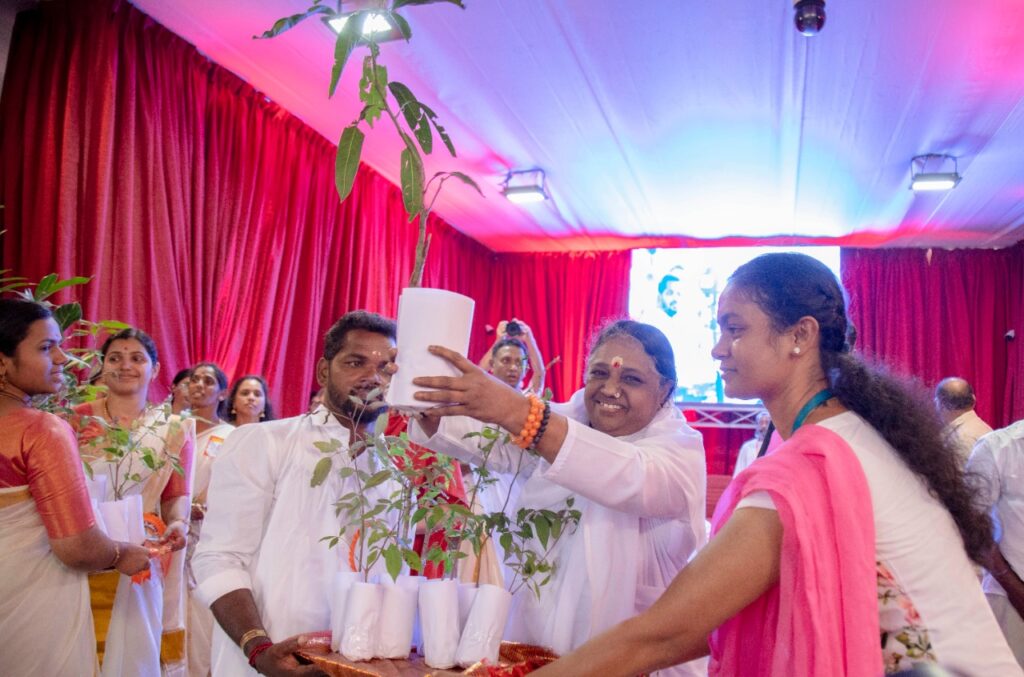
239, 628, 269, 649
110, 541, 122, 569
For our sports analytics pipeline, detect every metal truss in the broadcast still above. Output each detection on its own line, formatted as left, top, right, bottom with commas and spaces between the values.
678, 402, 765, 429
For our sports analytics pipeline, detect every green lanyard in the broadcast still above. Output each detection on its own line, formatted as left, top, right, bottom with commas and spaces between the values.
792, 389, 833, 432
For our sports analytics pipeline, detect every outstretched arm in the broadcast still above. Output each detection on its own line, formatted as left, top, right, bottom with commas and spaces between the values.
532, 507, 782, 676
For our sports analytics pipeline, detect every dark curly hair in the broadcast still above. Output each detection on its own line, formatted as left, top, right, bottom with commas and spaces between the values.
226, 374, 275, 423
323, 311, 396, 361
728, 252, 993, 564
589, 320, 677, 406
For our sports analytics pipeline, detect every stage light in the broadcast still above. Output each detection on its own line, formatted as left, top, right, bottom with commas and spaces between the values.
501, 169, 549, 204
910, 154, 961, 192
328, 12, 401, 41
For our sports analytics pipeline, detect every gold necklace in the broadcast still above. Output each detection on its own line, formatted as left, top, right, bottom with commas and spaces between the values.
103, 398, 146, 426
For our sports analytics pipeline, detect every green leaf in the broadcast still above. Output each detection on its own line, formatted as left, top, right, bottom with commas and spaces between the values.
311, 457, 333, 487
446, 503, 472, 517
256, 6, 335, 39
392, 0, 465, 8
53, 303, 83, 333
401, 548, 422, 572
314, 439, 340, 454
388, 10, 412, 40
99, 319, 132, 331
388, 82, 421, 130
499, 531, 513, 554
327, 13, 363, 97
399, 146, 424, 218
363, 470, 392, 489
46, 276, 91, 295
532, 514, 550, 548
35, 273, 57, 297
445, 171, 484, 197
419, 104, 456, 156
413, 118, 433, 155
383, 546, 403, 581
335, 124, 365, 202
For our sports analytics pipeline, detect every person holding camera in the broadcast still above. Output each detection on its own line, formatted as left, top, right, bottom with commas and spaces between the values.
478, 318, 546, 393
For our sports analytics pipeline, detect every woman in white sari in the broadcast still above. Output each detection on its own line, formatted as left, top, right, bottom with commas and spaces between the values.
0, 299, 150, 676
408, 320, 708, 677
73, 328, 194, 677
185, 361, 234, 677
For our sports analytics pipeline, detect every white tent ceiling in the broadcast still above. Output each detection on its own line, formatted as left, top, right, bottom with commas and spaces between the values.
129, 0, 1024, 253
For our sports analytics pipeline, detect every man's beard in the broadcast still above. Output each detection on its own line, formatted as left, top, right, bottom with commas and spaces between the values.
325, 383, 389, 425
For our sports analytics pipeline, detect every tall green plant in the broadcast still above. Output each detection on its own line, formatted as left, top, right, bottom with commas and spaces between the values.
259, 0, 483, 287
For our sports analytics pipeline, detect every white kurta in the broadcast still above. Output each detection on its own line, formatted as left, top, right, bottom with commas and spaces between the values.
732, 437, 760, 477
192, 407, 399, 677
411, 389, 708, 677
949, 409, 994, 465
968, 420, 1024, 665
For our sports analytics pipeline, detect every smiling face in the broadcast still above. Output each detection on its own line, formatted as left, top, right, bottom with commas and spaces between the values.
101, 338, 159, 396
0, 317, 68, 396
316, 329, 395, 426
189, 365, 226, 411
583, 335, 670, 437
232, 377, 267, 423
712, 283, 794, 401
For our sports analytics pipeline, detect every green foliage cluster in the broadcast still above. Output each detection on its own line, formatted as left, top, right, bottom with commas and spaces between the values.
2, 267, 186, 499
312, 389, 465, 582
459, 422, 582, 598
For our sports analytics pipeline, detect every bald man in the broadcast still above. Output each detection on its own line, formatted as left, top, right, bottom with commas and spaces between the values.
935, 376, 994, 465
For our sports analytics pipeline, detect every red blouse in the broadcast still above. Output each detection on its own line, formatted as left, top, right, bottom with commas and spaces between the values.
0, 408, 95, 538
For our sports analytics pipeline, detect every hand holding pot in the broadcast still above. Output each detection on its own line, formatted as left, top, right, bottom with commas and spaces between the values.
411, 346, 531, 433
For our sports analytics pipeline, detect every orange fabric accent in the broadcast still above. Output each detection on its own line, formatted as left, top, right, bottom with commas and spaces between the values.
0, 486, 31, 507
89, 570, 120, 662
160, 628, 186, 664
0, 408, 95, 537
348, 528, 360, 572
132, 512, 172, 584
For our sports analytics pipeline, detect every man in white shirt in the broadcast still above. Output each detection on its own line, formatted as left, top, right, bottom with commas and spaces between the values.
732, 411, 770, 477
968, 419, 1024, 666
935, 377, 993, 464
192, 311, 397, 676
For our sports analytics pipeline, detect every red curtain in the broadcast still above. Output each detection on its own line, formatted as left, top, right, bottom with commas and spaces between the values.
0, 0, 630, 416
841, 244, 1024, 428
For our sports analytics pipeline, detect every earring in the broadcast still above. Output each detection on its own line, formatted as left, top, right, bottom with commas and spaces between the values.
793, 347, 801, 355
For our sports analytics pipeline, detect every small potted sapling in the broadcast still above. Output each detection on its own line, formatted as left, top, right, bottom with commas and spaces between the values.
451, 423, 582, 667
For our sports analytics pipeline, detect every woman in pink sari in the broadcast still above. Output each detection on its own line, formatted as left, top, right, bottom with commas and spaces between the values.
537, 253, 1019, 676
